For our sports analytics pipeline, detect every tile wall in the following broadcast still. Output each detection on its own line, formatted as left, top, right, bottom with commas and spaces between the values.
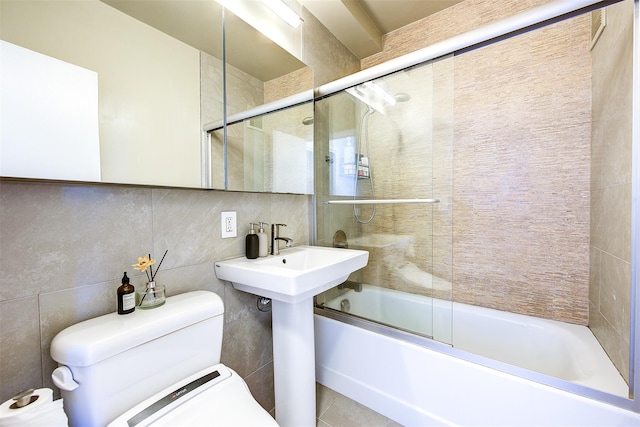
351, 0, 594, 325
450, 13, 592, 324
0, 180, 311, 410
590, 0, 634, 383
357, 0, 633, 380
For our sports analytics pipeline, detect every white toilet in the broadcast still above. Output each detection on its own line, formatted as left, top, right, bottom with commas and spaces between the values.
50, 291, 278, 427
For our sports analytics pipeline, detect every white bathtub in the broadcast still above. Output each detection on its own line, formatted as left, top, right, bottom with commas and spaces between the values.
316, 284, 637, 426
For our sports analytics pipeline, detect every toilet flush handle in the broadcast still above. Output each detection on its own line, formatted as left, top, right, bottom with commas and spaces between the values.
52, 366, 79, 391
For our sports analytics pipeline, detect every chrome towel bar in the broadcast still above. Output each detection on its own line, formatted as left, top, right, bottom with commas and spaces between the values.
326, 198, 440, 205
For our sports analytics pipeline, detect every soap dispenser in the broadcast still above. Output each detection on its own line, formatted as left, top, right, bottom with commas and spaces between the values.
257, 222, 269, 257
117, 272, 135, 315
246, 223, 259, 259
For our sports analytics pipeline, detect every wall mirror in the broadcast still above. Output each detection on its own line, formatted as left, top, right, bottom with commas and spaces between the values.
209, 101, 313, 193
0, 0, 313, 191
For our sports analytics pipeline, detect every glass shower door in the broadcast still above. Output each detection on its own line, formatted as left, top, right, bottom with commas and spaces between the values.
314, 56, 454, 345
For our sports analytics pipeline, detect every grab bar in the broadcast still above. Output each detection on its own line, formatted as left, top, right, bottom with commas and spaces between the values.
326, 198, 440, 205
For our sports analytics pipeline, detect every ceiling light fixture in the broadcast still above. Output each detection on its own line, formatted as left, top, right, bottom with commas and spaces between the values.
261, 0, 302, 28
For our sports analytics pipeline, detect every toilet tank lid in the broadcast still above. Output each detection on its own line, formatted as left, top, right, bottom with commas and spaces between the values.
51, 291, 223, 367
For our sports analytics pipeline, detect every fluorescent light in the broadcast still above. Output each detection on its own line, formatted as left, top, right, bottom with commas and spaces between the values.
261, 0, 302, 28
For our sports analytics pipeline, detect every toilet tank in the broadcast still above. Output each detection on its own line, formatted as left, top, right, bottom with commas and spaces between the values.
50, 291, 224, 427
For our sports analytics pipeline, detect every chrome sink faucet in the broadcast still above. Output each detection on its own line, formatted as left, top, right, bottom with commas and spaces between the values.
271, 223, 293, 255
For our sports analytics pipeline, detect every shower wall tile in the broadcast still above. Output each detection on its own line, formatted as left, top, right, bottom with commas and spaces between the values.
590, 184, 632, 263
590, 301, 630, 384
361, 0, 551, 69
0, 180, 310, 409
450, 15, 592, 324
589, 0, 634, 381
338, 0, 594, 325
599, 252, 631, 342
264, 66, 313, 103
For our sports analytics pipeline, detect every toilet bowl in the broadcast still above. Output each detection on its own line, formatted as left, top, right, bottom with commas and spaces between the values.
50, 291, 277, 427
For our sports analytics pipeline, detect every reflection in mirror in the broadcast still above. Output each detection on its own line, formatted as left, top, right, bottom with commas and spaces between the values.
0, 0, 314, 190
222, 4, 311, 117
0, 0, 208, 187
210, 102, 313, 194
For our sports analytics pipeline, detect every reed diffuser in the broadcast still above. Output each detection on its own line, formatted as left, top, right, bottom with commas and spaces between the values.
133, 250, 168, 309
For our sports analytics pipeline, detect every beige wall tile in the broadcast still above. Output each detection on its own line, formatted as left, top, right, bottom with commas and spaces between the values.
589, 2, 633, 380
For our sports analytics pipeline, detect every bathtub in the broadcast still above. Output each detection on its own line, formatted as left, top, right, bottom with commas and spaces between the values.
315, 284, 637, 426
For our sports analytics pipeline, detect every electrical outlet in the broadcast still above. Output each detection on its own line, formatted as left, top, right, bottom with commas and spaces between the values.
221, 211, 237, 238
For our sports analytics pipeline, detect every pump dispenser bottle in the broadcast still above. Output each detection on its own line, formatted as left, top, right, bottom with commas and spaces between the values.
257, 222, 268, 257
246, 223, 259, 259
117, 272, 135, 314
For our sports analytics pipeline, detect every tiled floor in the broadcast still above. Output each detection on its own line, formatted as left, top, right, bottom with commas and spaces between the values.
316, 383, 403, 427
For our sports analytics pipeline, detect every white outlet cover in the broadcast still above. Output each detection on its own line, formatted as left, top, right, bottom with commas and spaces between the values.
221, 211, 237, 238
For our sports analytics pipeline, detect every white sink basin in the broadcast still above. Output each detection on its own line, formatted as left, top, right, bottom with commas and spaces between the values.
214, 245, 369, 303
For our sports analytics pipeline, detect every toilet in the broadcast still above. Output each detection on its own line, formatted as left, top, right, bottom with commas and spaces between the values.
50, 291, 278, 427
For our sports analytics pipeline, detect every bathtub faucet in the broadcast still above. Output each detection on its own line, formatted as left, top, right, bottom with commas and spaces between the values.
271, 223, 293, 255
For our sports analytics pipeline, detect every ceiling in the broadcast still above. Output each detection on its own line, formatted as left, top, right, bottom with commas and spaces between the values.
101, 0, 463, 81
301, 0, 464, 58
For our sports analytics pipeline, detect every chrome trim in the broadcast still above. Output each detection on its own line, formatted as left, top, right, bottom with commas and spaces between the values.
205, 1, 619, 135
326, 198, 440, 205
203, 90, 313, 132
630, 0, 640, 409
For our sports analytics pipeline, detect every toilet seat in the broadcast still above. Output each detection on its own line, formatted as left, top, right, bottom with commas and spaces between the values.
107, 364, 278, 427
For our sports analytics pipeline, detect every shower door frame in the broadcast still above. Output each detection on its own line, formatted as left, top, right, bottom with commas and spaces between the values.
310, 0, 640, 413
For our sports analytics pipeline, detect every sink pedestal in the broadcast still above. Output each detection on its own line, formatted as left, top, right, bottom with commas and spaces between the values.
214, 246, 369, 427
272, 298, 316, 427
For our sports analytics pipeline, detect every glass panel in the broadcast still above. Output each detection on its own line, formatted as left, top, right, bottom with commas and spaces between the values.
314, 56, 454, 344
315, 1, 634, 400
226, 102, 314, 193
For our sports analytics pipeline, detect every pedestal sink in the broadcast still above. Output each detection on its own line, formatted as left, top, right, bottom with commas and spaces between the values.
214, 245, 368, 427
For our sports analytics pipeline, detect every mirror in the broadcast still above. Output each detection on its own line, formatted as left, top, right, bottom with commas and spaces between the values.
0, 0, 314, 190
210, 101, 314, 193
